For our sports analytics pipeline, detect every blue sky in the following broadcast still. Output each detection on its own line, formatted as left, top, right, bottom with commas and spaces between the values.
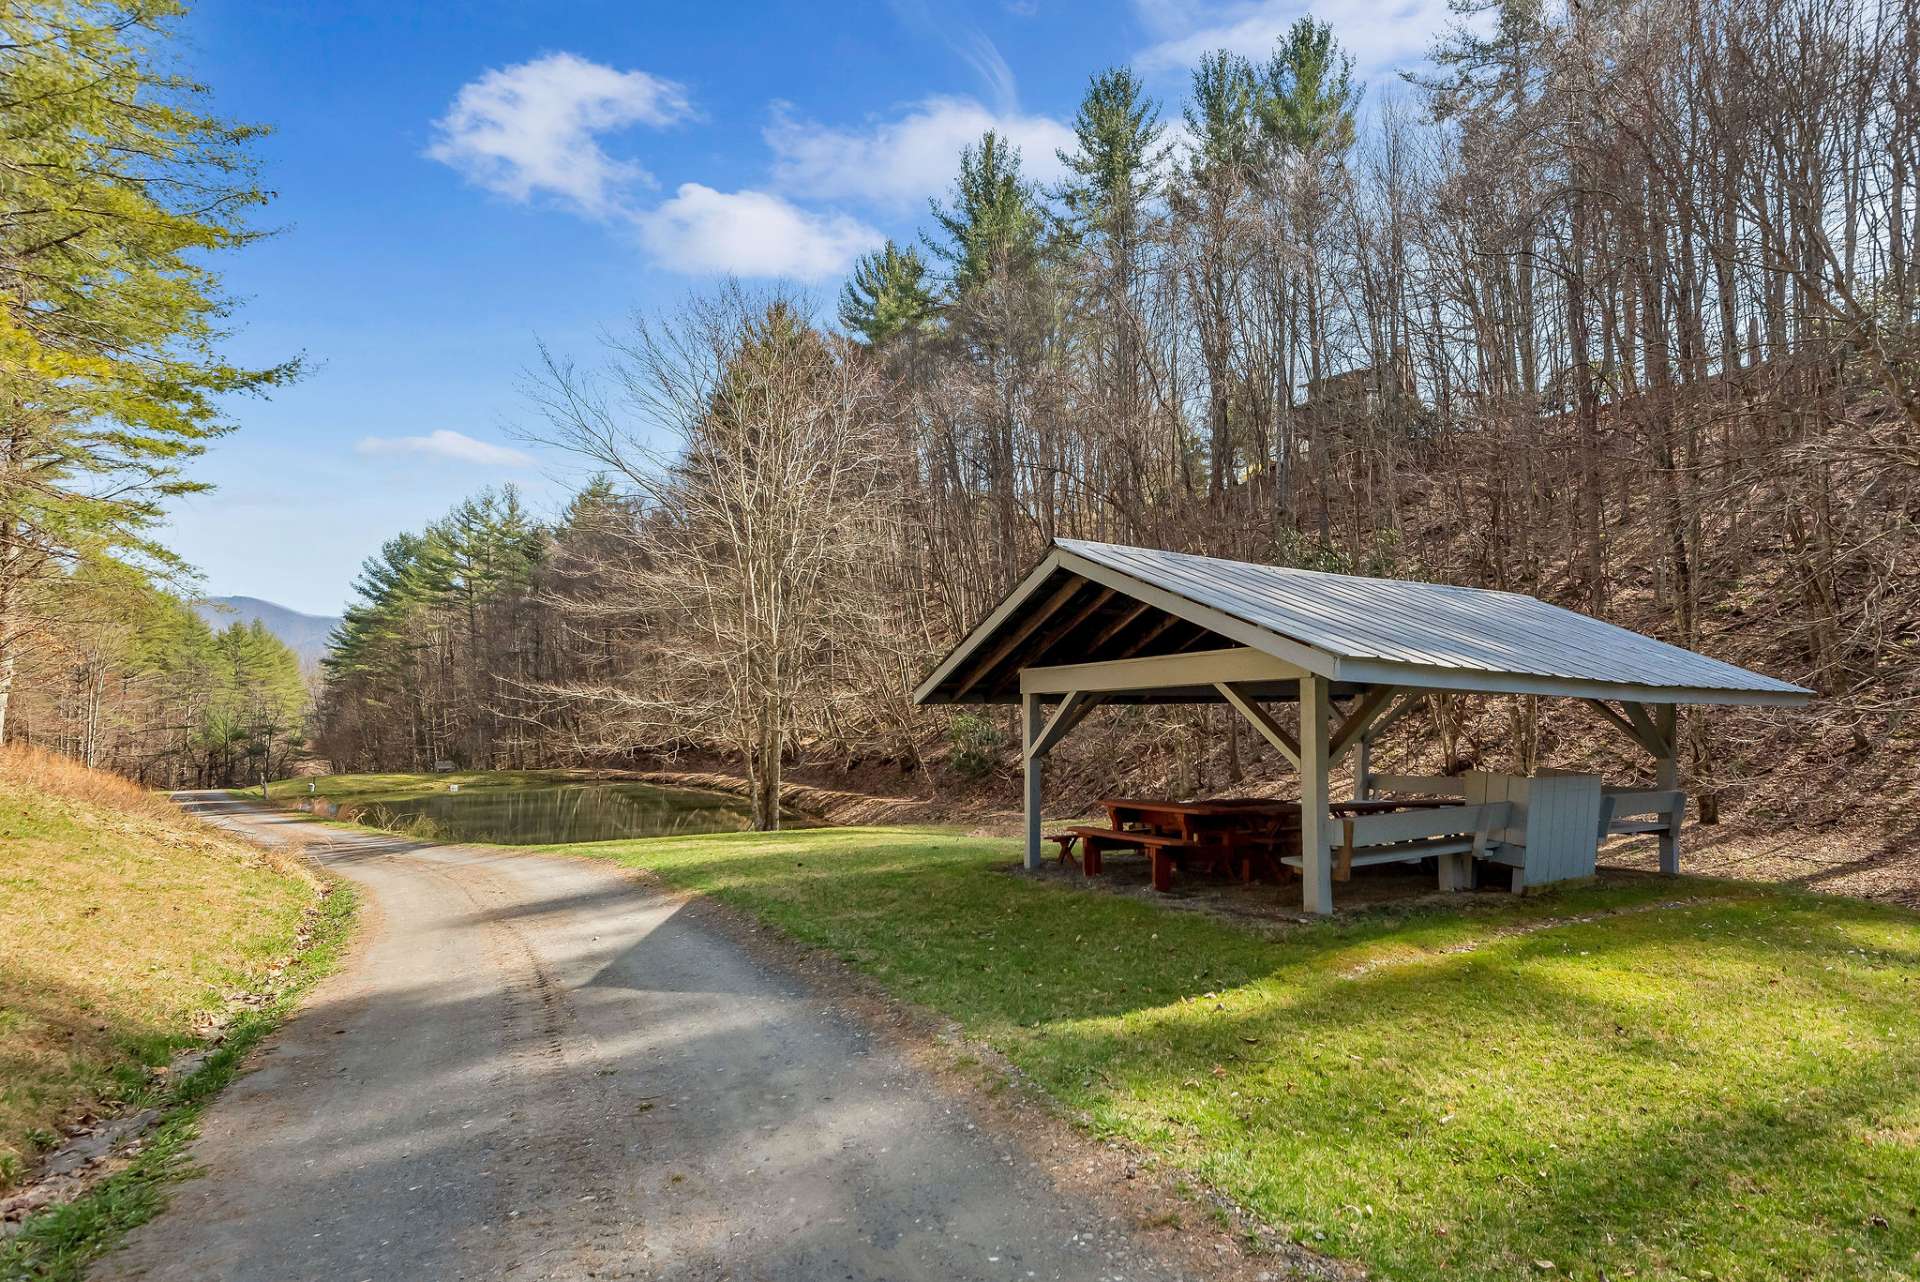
164, 0, 1459, 616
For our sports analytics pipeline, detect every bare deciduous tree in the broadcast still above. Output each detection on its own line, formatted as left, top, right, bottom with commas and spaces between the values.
527, 284, 898, 829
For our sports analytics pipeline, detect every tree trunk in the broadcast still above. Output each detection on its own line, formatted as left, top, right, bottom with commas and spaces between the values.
0, 640, 12, 746
752, 722, 783, 832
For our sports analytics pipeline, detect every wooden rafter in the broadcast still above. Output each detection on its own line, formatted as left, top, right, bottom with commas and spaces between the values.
952, 577, 1087, 699
973, 586, 1116, 698
1111, 610, 1188, 660
1082, 598, 1154, 656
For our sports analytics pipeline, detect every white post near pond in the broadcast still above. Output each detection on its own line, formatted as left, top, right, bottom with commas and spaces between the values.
1299, 674, 1333, 915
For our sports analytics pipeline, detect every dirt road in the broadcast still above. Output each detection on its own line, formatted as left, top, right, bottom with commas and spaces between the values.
96, 795, 1202, 1282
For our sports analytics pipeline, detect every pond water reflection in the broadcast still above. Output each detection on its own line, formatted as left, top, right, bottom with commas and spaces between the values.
352, 782, 793, 845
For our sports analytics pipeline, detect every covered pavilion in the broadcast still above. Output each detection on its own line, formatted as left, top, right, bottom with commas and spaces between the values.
913, 540, 1814, 913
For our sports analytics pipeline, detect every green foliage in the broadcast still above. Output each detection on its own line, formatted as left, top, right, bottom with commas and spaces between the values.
0, 0, 294, 687
927, 131, 1048, 298
17, 559, 306, 784
1055, 67, 1166, 245
318, 486, 545, 771
1257, 17, 1360, 156
1183, 51, 1262, 187
839, 240, 937, 347
945, 711, 1006, 780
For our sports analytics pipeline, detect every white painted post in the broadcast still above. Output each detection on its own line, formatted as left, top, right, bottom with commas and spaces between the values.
1299, 674, 1333, 915
1023, 691, 1045, 871
1353, 735, 1373, 801
1654, 704, 1681, 875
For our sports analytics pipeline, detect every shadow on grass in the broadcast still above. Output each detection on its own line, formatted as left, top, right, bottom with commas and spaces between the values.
562, 827, 1920, 1280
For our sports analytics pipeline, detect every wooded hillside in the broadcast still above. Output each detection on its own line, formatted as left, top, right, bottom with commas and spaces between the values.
313, 0, 1915, 860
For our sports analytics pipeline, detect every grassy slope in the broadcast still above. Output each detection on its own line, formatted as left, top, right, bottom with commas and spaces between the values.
0, 748, 323, 1191
540, 825, 1920, 1282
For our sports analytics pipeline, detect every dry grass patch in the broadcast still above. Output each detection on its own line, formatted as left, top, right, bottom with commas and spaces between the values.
0, 747, 321, 1191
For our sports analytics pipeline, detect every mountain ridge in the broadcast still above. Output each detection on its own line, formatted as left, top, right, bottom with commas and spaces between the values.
193, 596, 340, 666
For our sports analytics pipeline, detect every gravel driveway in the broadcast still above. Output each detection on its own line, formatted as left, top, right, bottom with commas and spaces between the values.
95, 794, 1203, 1282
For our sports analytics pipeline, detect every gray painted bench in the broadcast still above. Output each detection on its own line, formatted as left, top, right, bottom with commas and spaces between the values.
1281, 801, 1512, 886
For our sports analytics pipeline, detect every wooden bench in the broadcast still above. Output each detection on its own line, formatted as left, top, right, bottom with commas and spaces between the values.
1598, 787, 1685, 873
1043, 832, 1082, 867
1280, 802, 1512, 889
1066, 825, 1196, 892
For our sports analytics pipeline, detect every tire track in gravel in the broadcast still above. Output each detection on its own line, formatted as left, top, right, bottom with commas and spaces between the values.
95, 793, 1243, 1282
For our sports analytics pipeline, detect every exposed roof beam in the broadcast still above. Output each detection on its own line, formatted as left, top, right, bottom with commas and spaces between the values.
985, 586, 1115, 695
1082, 598, 1155, 656
914, 550, 1066, 702
1057, 548, 1338, 678
1110, 610, 1187, 660
1021, 646, 1305, 696
951, 576, 1086, 700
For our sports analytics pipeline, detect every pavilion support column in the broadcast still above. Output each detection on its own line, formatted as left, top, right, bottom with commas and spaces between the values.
1299, 674, 1334, 915
1653, 704, 1681, 875
1353, 735, 1373, 801
1023, 692, 1045, 871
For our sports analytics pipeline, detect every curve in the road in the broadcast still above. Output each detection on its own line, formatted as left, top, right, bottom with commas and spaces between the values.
94, 794, 1206, 1282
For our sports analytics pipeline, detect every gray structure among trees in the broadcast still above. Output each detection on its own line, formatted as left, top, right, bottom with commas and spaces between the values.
915, 540, 1813, 913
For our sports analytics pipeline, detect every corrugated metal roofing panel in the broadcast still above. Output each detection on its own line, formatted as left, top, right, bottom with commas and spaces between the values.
1056, 540, 1810, 697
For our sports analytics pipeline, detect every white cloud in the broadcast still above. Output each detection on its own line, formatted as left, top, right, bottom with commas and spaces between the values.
426, 52, 692, 217
766, 95, 1076, 211
355, 430, 534, 468
635, 184, 883, 283
1132, 0, 1461, 81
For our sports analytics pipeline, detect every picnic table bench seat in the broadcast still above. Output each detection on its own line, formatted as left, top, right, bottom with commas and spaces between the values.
1043, 831, 1082, 864
1066, 824, 1206, 891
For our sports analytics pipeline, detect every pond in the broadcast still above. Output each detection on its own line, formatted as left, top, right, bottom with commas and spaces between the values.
348, 782, 796, 845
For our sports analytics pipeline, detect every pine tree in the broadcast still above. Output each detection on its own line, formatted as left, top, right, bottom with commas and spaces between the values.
0, 1, 295, 739
1257, 18, 1360, 156
926, 131, 1046, 298
1056, 68, 1166, 246
839, 241, 937, 347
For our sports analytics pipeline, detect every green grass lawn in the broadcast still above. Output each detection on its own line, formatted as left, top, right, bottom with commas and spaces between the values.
537, 825, 1920, 1282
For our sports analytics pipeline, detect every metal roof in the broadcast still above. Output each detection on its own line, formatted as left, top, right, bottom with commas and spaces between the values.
914, 539, 1814, 706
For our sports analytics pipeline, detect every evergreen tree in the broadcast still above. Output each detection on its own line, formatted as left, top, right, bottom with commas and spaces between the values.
926, 131, 1046, 298
1056, 68, 1167, 246
0, 0, 295, 739
839, 241, 937, 347
1258, 18, 1360, 157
